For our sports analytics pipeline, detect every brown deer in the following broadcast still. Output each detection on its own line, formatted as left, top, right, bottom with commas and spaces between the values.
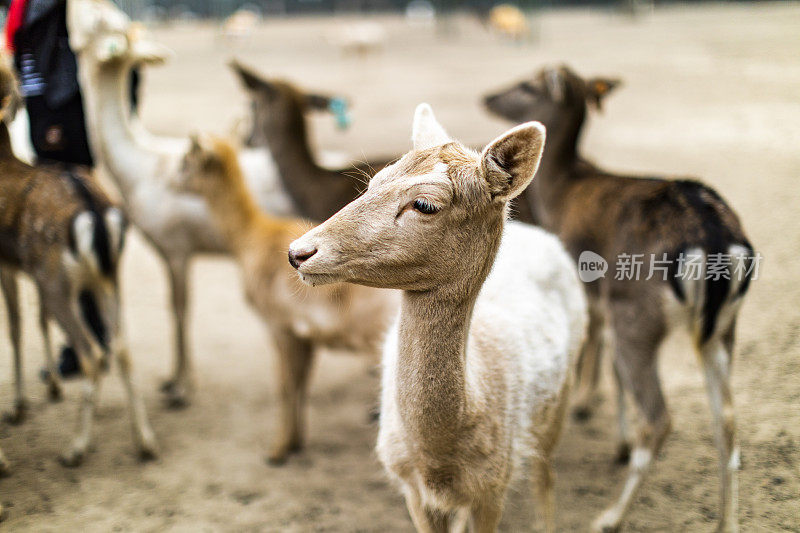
230, 61, 398, 222
484, 65, 755, 532
288, 104, 587, 532
171, 134, 398, 464
0, 65, 156, 468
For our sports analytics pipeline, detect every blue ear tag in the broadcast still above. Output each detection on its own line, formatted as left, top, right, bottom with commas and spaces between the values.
329, 97, 351, 130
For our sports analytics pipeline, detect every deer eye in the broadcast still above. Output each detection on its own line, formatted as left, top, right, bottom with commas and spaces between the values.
412, 198, 439, 215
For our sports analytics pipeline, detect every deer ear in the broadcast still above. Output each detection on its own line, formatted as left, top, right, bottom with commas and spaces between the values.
481, 122, 545, 201
412, 103, 451, 150
586, 77, 621, 111
189, 133, 202, 154
305, 93, 333, 111
229, 60, 270, 93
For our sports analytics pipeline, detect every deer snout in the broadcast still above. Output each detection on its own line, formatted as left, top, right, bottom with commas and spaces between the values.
288, 245, 317, 269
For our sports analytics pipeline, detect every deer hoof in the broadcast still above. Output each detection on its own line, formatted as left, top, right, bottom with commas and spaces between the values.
160, 380, 191, 409
266, 453, 288, 466
572, 404, 594, 422
3, 400, 28, 425
592, 508, 622, 533
615, 442, 632, 465
59, 448, 85, 468
138, 445, 158, 463
48, 381, 64, 402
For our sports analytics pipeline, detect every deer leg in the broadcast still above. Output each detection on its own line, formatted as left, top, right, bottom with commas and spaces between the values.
701, 331, 739, 533
612, 362, 631, 464
470, 496, 504, 533
593, 301, 669, 533
116, 341, 158, 461
0, 444, 9, 477
1, 270, 26, 424
572, 297, 606, 421
403, 488, 449, 533
531, 457, 555, 533
449, 507, 470, 533
37, 301, 63, 401
46, 296, 103, 467
161, 258, 193, 408
266, 330, 314, 465
60, 360, 100, 467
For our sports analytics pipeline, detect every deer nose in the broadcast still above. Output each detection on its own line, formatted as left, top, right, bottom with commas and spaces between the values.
288, 246, 317, 269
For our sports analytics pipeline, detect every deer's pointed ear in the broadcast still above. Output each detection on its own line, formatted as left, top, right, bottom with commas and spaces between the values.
586, 77, 621, 111
189, 133, 202, 154
412, 103, 451, 150
229, 60, 267, 92
481, 122, 545, 201
305, 93, 333, 111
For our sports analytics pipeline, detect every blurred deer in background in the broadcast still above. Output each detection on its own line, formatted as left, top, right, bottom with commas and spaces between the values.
230, 62, 396, 222
484, 65, 755, 532
289, 105, 587, 532
171, 135, 398, 465
67, 1, 343, 406
0, 62, 156, 468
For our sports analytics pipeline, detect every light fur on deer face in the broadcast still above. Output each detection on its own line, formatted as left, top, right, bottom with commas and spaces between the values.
291, 105, 587, 532
290, 105, 541, 291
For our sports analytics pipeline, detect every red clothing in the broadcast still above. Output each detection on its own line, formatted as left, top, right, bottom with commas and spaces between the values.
5, 0, 30, 51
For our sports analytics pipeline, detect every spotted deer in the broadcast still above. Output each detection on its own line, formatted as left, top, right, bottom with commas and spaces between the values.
289, 105, 587, 532
0, 64, 156, 469
484, 65, 755, 532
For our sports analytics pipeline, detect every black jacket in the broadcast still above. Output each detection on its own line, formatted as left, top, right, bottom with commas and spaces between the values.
13, 0, 80, 109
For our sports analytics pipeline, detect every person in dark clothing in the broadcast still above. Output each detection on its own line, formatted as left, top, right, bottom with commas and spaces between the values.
8, 0, 94, 167
5, 0, 138, 379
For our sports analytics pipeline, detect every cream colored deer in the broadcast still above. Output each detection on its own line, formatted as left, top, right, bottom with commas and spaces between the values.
171, 135, 399, 464
289, 105, 587, 532
65, 0, 296, 406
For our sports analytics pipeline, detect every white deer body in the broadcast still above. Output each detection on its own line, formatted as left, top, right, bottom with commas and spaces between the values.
377, 221, 585, 511
67, 2, 298, 403
290, 105, 587, 531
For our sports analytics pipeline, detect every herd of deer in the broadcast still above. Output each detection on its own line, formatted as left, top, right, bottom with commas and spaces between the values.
0, 1, 756, 532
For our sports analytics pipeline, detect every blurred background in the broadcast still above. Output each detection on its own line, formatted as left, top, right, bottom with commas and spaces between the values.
0, 0, 798, 531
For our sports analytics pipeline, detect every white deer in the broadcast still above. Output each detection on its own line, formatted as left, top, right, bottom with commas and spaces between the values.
66, 0, 298, 405
289, 105, 587, 532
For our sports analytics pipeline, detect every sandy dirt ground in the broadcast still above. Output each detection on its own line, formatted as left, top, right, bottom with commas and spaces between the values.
1, 3, 798, 531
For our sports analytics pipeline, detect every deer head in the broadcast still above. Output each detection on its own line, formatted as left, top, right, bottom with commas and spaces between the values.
68, 0, 171, 66
229, 61, 350, 133
288, 104, 545, 291
483, 65, 621, 125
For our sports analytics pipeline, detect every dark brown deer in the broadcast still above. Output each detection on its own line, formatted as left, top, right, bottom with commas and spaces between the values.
484, 65, 755, 532
0, 63, 156, 469
230, 61, 397, 222
231, 61, 541, 225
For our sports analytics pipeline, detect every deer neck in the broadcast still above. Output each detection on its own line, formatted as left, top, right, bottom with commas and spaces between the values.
263, 102, 319, 182
201, 171, 260, 254
395, 217, 503, 454
259, 102, 353, 221
82, 59, 158, 199
532, 107, 586, 229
